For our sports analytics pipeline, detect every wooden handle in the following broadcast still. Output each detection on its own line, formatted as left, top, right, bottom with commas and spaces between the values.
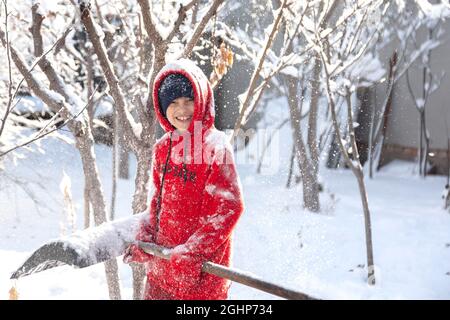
136, 241, 318, 300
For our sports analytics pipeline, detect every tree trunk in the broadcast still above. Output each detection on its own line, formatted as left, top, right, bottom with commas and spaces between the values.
110, 110, 118, 221
26, 6, 124, 298
84, 46, 95, 227
131, 145, 156, 299
130, 149, 153, 300
368, 90, 376, 178
83, 187, 90, 229
308, 55, 322, 179
373, 51, 397, 174
420, 110, 430, 177
353, 167, 375, 285
286, 75, 320, 212
286, 143, 296, 188
119, 144, 129, 179
75, 132, 122, 300
419, 113, 424, 176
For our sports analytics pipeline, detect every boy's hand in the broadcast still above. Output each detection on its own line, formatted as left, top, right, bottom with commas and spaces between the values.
123, 243, 154, 264
123, 220, 156, 264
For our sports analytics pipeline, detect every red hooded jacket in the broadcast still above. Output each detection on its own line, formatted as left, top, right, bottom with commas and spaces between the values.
126, 59, 244, 300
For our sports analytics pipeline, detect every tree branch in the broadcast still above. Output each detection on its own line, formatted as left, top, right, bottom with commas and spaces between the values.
0, 86, 99, 158
165, 0, 199, 45
30, 4, 78, 106
0, 0, 13, 140
181, 0, 224, 59
79, 2, 140, 150
0, 30, 84, 138
230, 0, 289, 142
318, 47, 354, 170
137, 0, 164, 48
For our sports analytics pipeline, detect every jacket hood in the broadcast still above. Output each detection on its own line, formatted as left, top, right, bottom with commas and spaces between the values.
152, 59, 215, 134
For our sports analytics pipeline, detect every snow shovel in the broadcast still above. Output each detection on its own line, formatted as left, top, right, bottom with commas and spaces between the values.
135, 241, 316, 300
10, 213, 317, 300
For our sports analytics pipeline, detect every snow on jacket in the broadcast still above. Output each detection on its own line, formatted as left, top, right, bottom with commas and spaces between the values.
129, 59, 244, 300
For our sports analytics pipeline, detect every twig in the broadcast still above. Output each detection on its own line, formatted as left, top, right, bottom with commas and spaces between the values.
8, 28, 74, 115
257, 118, 289, 173
0, 0, 13, 139
230, 0, 289, 143
0, 86, 99, 158
165, 0, 199, 44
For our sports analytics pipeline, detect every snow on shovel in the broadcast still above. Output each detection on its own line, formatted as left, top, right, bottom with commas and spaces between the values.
10, 213, 317, 300
10, 212, 147, 280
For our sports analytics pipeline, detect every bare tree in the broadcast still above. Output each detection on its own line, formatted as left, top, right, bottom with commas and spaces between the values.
307, 0, 391, 285
368, 51, 397, 178
405, 21, 445, 177
366, 2, 448, 177
281, 1, 338, 212
5, 0, 446, 298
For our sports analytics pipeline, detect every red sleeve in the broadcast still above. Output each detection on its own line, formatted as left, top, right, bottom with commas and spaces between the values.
169, 146, 244, 286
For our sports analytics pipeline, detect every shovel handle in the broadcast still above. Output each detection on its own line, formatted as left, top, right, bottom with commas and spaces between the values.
136, 241, 318, 300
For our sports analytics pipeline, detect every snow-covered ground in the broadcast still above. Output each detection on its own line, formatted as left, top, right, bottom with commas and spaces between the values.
1, 121, 450, 300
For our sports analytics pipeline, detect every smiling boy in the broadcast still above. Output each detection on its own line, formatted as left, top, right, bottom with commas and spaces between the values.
124, 59, 245, 300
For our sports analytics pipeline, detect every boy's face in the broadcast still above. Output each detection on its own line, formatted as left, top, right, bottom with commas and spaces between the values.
166, 97, 194, 132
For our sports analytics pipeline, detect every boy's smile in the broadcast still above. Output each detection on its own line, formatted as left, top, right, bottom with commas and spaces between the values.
166, 97, 194, 132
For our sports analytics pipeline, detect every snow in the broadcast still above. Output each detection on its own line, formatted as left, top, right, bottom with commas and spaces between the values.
204, 128, 232, 153
13, 95, 49, 114
131, 122, 143, 140
53, 211, 147, 265
280, 65, 299, 78
205, 185, 234, 200
416, 98, 425, 110
1, 99, 450, 300
94, 100, 114, 117
417, 0, 450, 24
347, 54, 386, 87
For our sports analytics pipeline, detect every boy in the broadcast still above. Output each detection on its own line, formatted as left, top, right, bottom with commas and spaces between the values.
124, 59, 244, 300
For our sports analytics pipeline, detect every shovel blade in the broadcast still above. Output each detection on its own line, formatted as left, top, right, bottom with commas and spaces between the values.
10, 212, 147, 279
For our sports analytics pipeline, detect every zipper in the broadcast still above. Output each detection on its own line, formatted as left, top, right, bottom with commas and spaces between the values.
182, 133, 188, 184
154, 132, 172, 240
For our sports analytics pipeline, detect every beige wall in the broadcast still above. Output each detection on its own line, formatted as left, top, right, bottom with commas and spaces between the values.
384, 19, 450, 150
